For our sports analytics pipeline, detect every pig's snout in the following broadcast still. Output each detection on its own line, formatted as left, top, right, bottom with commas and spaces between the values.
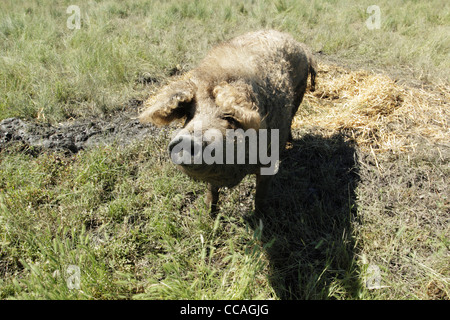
168, 134, 203, 166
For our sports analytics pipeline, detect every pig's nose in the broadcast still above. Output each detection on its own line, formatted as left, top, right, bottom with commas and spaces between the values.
168, 135, 198, 153
168, 135, 183, 153
168, 135, 203, 164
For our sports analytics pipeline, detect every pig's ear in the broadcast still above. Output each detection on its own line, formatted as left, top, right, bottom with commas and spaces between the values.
139, 79, 195, 126
213, 81, 261, 130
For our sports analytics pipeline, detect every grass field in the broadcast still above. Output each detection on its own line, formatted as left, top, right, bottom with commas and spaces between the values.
0, 0, 449, 299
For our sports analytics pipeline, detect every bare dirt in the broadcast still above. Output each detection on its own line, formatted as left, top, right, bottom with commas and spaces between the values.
0, 105, 169, 155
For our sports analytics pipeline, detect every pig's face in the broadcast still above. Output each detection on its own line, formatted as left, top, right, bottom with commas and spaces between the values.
139, 79, 263, 187
168, 96, 263, 188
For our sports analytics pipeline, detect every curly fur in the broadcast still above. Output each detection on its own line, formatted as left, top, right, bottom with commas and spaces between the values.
139, 30, 317, 212
212, 81, 261, 130
139, 77, 196, 126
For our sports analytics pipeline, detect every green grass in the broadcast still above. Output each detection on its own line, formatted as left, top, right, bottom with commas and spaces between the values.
1, 130, 447, 300
0, 0, 449, 300
0, 139, 274, 299
355, 148, 449, 299
1, 0, 448, 122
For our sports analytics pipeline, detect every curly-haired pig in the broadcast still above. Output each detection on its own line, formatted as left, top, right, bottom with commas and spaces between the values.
139, 30, 317, 213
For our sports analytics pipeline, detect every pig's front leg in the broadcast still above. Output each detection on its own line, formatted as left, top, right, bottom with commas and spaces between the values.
255, 174, 273, 213
206, 183, 220, 213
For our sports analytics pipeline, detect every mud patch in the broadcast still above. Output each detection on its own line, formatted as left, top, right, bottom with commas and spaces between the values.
0, 109, 172, 154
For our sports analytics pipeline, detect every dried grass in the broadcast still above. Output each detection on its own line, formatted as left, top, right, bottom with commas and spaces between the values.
293, 63, 449, 154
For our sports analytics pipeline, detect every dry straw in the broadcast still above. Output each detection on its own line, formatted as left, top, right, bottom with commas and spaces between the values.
293, 63, 449, 154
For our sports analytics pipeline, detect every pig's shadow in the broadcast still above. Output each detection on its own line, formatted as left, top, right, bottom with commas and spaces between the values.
247, 132, 361, 299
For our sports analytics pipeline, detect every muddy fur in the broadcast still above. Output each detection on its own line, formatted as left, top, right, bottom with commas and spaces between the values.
139, 30, 317, 212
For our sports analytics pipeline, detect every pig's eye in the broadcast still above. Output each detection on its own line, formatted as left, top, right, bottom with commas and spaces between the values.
183, 108, 195, 127
222, 115, 240, 128
185, 112, 193, 124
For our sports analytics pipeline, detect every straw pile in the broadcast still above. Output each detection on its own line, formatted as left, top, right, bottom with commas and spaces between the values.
293, 63, 449, 154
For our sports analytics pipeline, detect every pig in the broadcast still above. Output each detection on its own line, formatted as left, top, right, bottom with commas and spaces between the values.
139, 30, 317, 213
